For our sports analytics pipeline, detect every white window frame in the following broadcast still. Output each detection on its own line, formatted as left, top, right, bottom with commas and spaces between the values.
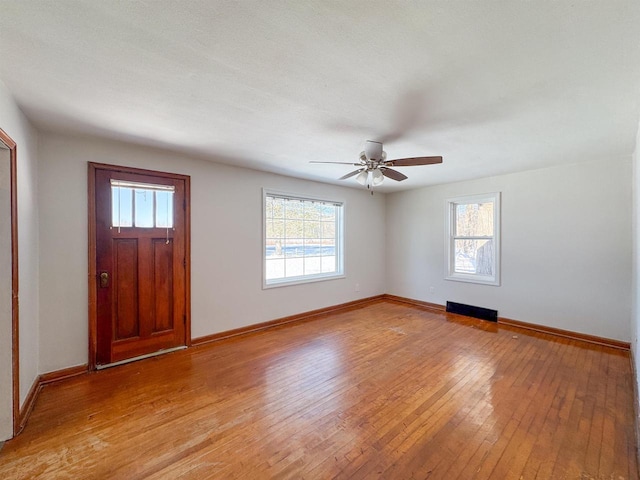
263, 189, 345, 288
445, 192, 501, 286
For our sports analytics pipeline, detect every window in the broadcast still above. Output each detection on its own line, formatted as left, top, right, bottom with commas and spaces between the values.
111, 180, 174, 228
446, 192, 500, 285
264, 190, 344, 287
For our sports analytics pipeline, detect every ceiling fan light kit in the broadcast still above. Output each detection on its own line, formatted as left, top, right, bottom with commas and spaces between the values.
355, 170, 369, 185
311, 140, 443, 191
371, 168, 384, 186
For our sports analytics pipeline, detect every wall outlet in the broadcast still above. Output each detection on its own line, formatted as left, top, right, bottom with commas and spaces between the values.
355, 283, 360, 292
429, 286, 435, 294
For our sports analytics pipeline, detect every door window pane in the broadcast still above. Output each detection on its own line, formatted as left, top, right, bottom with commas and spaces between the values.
134, 189, 154, 228
111, 187, 133, 227
155, 190, 174, 228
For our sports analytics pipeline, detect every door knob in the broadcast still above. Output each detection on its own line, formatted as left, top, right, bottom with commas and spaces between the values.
99, 272, 109, 288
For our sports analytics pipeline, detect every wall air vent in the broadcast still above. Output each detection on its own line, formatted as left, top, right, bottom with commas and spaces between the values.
446, 301, 498, 322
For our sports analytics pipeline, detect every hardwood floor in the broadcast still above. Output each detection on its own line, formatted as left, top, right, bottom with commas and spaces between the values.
1, 300, 637, 479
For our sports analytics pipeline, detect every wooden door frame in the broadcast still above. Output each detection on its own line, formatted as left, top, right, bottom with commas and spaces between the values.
0, 129, 19, 436
88, 162, 191, 371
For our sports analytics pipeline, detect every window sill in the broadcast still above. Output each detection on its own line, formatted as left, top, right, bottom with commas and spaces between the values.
263, 273, 345, 289
445, 273, 500, 286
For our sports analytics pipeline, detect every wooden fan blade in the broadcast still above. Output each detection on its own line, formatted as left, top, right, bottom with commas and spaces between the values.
310, 161, 361, 165
380, 167, 408, 181
386, 156, 443, 167
339, 169, 363, 180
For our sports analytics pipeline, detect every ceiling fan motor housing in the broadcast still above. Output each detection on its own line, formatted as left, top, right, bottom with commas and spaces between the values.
364, 140, 384, 161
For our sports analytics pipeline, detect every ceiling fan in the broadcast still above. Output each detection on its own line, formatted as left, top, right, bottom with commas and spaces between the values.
311, 140, 442, 188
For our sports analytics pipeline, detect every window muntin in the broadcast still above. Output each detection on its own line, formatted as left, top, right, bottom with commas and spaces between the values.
446, 193, 500, 285
111, 180, 174, 228
264, 191, 344, 287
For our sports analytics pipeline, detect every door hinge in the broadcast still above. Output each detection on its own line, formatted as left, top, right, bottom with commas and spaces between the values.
183, 314, 186, 325
183, 198, 186, 210
183, 258, 186, 268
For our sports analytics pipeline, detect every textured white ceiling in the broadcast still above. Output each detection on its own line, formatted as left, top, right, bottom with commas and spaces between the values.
1, 1, 640, 191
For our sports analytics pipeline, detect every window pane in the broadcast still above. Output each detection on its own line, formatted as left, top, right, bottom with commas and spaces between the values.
321, 204, 336, 221
265, 196, 273, 218
134, 189, 154, 227
285, 258, 304, 277
266, 219, 285, 239
266, 258, 285, 280
271, 197, 284, 218
285, 199, 303, 220
265, 239, 284, 258
321, 221, 335, 239
455, 202, 494, 236
285, 241, 304, 258
111, 187, 133, 227
155, 191, 174, 228
285, 220, 303, 239
304, 256, 321, 275
305, 239, 322, 257
304, 221, 321, 239
321, 256, 336, 273
273, 220, 284, 238
305, 202, 322, 220
454, 239, 494, 275
321, 242, 336, 256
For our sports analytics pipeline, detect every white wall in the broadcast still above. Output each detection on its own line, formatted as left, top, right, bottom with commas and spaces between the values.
0, 81, 39, 440
386, 158, 632, 342
37, 132, 386, 373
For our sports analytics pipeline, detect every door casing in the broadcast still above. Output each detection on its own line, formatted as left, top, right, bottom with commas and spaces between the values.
0, 129, 19, 436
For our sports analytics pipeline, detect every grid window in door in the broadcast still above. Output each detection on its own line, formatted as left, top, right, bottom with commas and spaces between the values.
111, 180, 174, 228
264, 191, 344, 287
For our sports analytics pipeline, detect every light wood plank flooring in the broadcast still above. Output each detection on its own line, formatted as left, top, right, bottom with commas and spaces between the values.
1, 300, 637, 479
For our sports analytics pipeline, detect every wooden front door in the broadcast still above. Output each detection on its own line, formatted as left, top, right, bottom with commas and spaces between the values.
90, 163, 190, 366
